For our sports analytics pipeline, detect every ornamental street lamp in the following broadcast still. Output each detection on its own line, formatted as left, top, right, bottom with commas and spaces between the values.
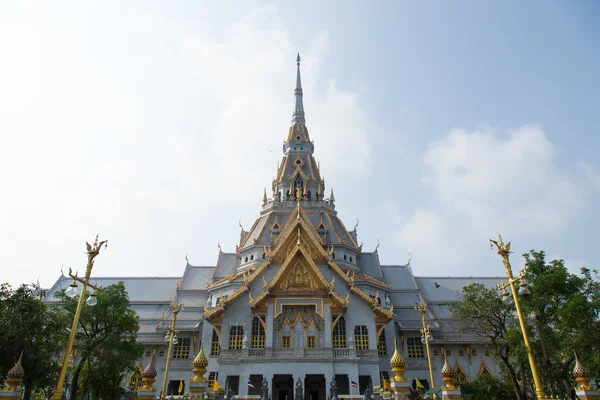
160, 300, 184, 399
490, 234, 545, 399
415, 300, 435, 389
51, 235, 107, 400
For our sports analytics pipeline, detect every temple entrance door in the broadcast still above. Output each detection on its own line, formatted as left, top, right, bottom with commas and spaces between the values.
305, 375, 325, 400
273, 375, 293, 400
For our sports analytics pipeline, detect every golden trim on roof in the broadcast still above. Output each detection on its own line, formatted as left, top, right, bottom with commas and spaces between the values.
239, 217, 260, 248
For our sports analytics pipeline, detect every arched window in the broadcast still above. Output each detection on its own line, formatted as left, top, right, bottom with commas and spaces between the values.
332, 316, 347, 348
244, 257, 248, 263
459, 349, 464, 357
250, 254, 254, 261
344, 255, 347, 261
471, 349, 477, 356
251, 317, 265, 349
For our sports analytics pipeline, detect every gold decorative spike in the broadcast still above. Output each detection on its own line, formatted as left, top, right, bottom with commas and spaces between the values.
5, 351, 24, 391
191, 340, 209, 382
390, 339, 408, 382
375, 239, 380, 253
573, 353, 593, 390
441, 356, 458, 389
330, 188, 335, 202
140, 349, 157, 391
262, 188, 267, 205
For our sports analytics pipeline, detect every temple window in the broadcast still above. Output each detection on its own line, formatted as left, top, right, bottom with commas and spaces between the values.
332, 316, 347, 348
251, 317, 265, 349
146, 350, 151, 357
459, 349, 464, 357
211, 329, 220, 356
244, 257, 248, 263
433, 350, 439, 357
471, 349, 477, 356
208, 372, 218, 390
307, 336, 316, 348
446, 350, 452, 357
354, 326, 369, 350
344, 255, 347, 261
173, 337, 191, 359
349, 256, 353, 263
282, 336, 291, 348
455, 364, 468, 383
378, 332, 387, 356
250, 254, 254, 261
228, 326, 244, 350
407, 337, 425, 358
379, 371, 390, 387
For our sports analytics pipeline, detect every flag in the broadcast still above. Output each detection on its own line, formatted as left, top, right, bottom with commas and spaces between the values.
384, 380, 393, 390
213, 380, 221, 391
178, 380, 183, 394
351, 380, 358, 388
248, 379, 256, 390
416, 379, 425, 389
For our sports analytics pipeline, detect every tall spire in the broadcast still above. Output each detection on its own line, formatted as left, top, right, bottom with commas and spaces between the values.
292, 53, 305, 125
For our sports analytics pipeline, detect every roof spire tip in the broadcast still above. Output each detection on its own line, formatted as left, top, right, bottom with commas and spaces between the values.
296, 53, 301, 65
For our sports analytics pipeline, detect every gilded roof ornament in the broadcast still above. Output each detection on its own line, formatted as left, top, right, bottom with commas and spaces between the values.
573, 353, 593, 390
191, 340, 209, 383
441, 356, 458, 389
390, 339, 408, 382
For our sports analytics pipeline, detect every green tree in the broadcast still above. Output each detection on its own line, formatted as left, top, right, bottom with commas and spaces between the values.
53, 282, 143, 400
448, 283, 526, 400
514, 251, 600, 399
0, 283, 64, 400
469, 374, 515, 400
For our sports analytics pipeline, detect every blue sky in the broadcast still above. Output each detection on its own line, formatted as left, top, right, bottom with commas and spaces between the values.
0, 1, 598, 286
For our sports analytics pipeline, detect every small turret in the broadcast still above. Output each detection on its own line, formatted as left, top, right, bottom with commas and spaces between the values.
191, 340, 209, 382
390, 338, 408, 382
441, 356, 457, 389
138, 349, 157, 396
573, 354, 593, 391
4, 352, 24, 391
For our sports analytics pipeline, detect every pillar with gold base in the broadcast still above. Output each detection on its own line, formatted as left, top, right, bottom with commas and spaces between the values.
573, 355, 599, 400
389, 338, 410, 399
440, 357, 461, 400
0, 353, 24, 399
189, 339, 209, 398
137, 351, 158, 400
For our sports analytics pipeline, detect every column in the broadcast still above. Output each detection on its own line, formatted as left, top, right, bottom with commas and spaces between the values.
324, 303, 332, 348
266, 302, 275, 348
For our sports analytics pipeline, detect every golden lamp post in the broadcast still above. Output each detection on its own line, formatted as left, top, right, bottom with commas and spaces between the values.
52, 236, 107, 400
160, 300, 184, 399
415, 300, 435, 389
490, 234, 545, 399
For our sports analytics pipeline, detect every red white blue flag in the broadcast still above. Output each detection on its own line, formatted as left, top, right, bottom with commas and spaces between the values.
351, 380, 359, 388
248, 379, 256, 390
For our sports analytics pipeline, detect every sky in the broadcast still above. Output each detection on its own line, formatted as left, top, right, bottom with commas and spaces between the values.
1, 1, 599, 288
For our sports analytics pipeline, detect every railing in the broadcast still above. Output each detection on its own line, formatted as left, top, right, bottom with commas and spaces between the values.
218, 347, 366, 362
248, 349, 265, 357
333, 348, 350, 357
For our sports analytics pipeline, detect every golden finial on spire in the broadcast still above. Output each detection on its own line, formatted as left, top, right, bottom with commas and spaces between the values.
263, 188, 267, 205
573, 352, 593, 390
297, 227, 302, 246
390, 338, 408, 382
5, 351, 24, 391
441, 356, 457, 389
191, 340, 209, 382
330, 188, 335, 203
140, 349, 158, 392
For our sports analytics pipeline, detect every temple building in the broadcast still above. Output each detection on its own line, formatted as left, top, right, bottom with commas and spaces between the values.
45, 55, 503, 398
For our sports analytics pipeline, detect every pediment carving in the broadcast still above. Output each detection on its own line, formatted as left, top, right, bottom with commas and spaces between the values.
279, 258, 320, 291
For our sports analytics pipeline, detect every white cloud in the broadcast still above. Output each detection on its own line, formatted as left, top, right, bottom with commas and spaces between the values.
577, 161, 600, 192
394, 124, 589, 274
0, 4, 372, 286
